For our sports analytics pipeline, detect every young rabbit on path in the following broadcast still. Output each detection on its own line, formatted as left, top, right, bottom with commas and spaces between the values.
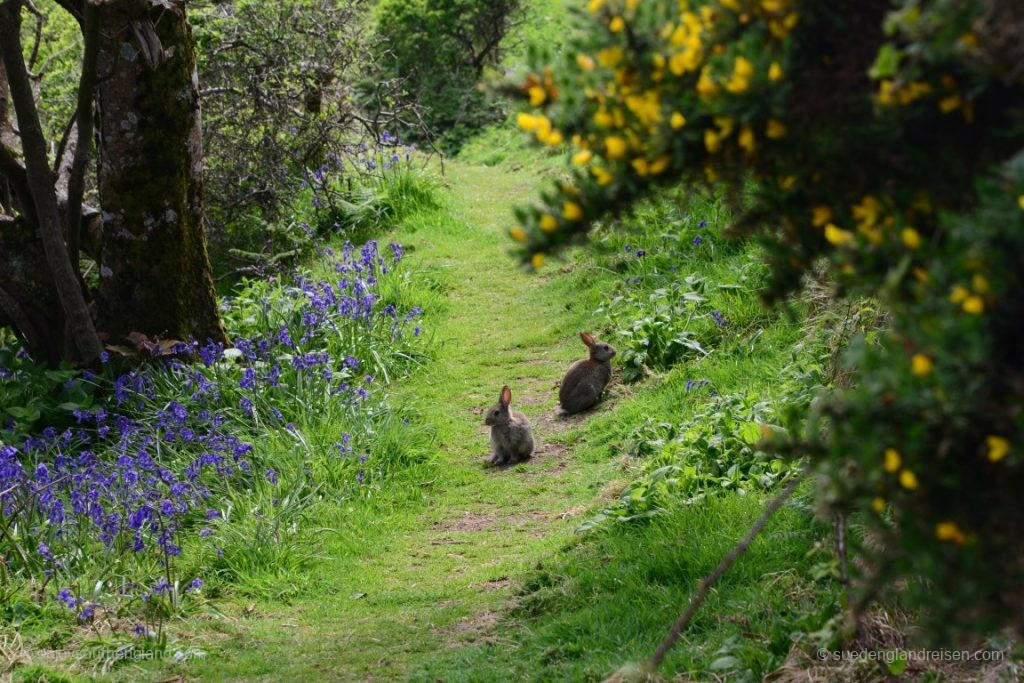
484, 385, 534, 466
559, 332, 616, 415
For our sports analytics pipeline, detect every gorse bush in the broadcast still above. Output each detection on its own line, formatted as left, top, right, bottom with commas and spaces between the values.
0, 240, 427, 634
509, 0, 1024, 641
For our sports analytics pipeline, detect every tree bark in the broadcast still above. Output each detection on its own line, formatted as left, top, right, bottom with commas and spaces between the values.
0, 0, 103, 364
94, 0, 226, 344
0, 215, 69, 364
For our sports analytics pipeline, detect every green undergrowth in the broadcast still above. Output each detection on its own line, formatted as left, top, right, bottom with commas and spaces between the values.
4, 133, 851, 681
407, 152, 848, 680
415, 490, 839, 681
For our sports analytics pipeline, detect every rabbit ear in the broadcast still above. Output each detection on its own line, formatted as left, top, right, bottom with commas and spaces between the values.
500, 385, 512, 406
580, 331, 596, 347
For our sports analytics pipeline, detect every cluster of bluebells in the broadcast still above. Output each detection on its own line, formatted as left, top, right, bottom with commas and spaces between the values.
0, 239, 423, 621
303, 132, 420, 214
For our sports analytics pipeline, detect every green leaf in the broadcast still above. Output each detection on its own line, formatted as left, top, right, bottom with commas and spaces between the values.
739, 421, 762, 445
709, 656, 740, 671
887, 652, 908, 675
869, 43, 901, 79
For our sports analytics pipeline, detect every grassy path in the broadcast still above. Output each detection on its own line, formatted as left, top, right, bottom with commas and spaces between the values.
161, 161, 623, 681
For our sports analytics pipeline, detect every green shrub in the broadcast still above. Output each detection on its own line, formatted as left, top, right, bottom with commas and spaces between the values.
369, 0, 522, 152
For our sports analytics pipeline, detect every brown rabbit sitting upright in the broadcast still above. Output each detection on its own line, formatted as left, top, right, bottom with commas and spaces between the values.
484, 385, 534, 466
559, 332, 616, 414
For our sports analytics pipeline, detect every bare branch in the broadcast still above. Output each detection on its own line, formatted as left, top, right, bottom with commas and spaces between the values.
644, 473, 807, 673
66, 0, 99, 279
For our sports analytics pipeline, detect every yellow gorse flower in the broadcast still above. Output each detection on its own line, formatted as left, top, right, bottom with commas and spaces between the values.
911, 354, 933, 377
704, 128, 722, 153
884, 448, 901, 473
509, 226, 528, 243
949, 285, 969, 303
962, 296, 984, 315
899, 469, 919, 490
609, 16, 625, 33
571, 149, 593, 166
935, 521, 966, 544
986, 436, 1010, 462
902, 227, 922, 249
592, 166, 614, 186
598, 46, 624, 68
604, 136, 628, 159
824, 223, 853, 246
528, 86, 547, 107
696, 66, 719, 97
539, 129, 564, 146
811, 206, 832, 227
738, 127, 756, 154
648, 155, 670, 175
531, 252, 545, 269
765, 119, 787, 139
539, 214, 558, 233
725, 55, 754, 94
517, 112, 541, 132
562, 201, 583, 221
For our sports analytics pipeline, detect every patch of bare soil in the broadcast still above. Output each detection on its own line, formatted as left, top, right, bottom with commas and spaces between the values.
476, 577, 511, 591
434, 609, 502, 649
431, 512, 499, 532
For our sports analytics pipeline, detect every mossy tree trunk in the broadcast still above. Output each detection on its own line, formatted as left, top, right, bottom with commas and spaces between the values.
94, 0, 226, 344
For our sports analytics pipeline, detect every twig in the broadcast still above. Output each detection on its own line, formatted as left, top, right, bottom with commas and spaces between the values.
66, 0, 99, 280
835, 512, 850, 588
646, 472, 806, 670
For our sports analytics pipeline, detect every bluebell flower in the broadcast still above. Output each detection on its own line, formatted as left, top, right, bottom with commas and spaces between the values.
56, 588, 77, 609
